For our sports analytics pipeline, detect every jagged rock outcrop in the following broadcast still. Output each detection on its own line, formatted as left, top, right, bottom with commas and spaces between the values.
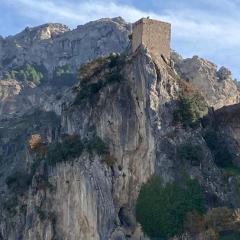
172, 54, 240, 109
0, 79, 22, 101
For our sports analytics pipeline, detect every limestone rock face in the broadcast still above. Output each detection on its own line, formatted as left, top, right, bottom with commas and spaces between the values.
0, 17, 130, 74
1, 18, 240, 240
173, 54, 240, 109
11, 23, 70, 43
0, 17, 130, 119
0, 79, 22, 101
0, 44, 236, 240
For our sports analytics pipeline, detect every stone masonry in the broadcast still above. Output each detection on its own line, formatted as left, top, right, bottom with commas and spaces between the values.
132, 18, 171, 60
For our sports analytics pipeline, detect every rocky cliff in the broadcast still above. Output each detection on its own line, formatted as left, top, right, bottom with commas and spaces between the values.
0, 17, 130, 119
172, 52, 240, 109
0, 17, 240, 240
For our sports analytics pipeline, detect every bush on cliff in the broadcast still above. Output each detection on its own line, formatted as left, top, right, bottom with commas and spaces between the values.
4, 63, 46, 85
46, 135, 110, 165
53, 65, 75, 86
84, 136, 109, 155
74, 54, 124, 105
46, 135, 84, 165
185, 207, 240, 239
174, 94, 207, 127
136, 176, 205, 239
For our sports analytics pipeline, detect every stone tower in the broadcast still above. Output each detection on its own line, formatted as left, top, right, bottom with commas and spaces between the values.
132, 18, 171, 60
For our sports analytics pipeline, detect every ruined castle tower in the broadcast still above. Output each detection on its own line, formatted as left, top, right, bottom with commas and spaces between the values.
132, 18, 171, 61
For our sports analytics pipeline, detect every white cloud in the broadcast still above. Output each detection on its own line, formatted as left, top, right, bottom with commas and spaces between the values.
5, 0, 240, 47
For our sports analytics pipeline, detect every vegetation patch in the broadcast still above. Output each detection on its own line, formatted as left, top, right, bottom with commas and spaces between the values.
46, 135, 84, 165
136, 175, 240, 240
74, 54, 125, 105
84, 136, 109, 155
173, 93, 207, 127
3, 63, 47, 85
45, 135, 112, 167
53, 65, 75, 86
136, 176, 206, 239
185, 207, 240, 239
178, 144, 203, 166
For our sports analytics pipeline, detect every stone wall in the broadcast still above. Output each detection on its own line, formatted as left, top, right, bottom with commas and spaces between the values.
132, 18, 171, 60
131, 20, 143, 54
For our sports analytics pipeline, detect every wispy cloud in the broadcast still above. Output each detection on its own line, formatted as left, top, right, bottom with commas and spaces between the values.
2, 0, 240, 78
5, 0, 240, 45
4, 0, 153, 24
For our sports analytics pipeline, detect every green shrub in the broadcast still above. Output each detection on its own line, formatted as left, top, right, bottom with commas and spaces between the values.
84, 136, 109, 155
183, 207, 240, 239
3, 63, 46, 85
204, 207, 235, 232
108, 54, 125, 69
74, 72, 122, 105
204, 130, 234, 168
74, 54, 124, 105
185, 207, 240, 238
53, 65, 75, 86
174, 94, 207, 127
178, 144, 203, 166
136, 176, 205, 239
46, 135, 109, 165
74, 81, 105, 104
47, 135, 84, 165
105, 72, 122, 83
78, 56, 106, 81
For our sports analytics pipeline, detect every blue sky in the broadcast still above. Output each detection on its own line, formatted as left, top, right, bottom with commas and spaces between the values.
0, 0, 240, 79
